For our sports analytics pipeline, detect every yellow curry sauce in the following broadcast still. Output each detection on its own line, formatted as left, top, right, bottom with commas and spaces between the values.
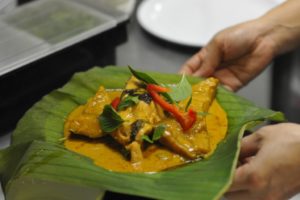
64, 78, 228, 172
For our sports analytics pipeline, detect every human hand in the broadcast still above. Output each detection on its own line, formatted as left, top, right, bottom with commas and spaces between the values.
226, 123, 300, 200
181, 0, 300, 91
180, 19, 279, 91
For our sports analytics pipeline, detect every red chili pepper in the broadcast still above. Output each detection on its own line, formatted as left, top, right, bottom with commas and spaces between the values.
147, 84, 197, 131
147, 84, 170, 93
111, 97, 121, 110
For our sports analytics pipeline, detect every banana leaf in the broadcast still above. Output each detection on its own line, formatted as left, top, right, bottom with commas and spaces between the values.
0, 66, 285, 200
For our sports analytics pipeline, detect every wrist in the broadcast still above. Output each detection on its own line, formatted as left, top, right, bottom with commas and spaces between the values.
259, 0, 300, 55
260, 17, 300, 56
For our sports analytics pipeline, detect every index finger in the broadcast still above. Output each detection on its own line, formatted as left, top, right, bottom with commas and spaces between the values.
239, 132, 262, 160
179, 50, 203, 75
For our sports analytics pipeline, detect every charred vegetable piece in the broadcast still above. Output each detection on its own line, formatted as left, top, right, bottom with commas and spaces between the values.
138, 93, 152, 104
130, 120, 144, 142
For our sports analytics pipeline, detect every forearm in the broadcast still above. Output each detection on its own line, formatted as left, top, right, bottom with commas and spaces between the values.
259, 0, 300, 55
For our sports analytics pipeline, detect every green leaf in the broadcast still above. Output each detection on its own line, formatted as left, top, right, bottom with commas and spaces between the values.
141, 135, 154, 144
128, 66, 174, 103
0, 66, 286, 200
128, 66, 158, 85
152, 125, 166, 141
168, 74, 192, 102
99, 105, 124, 133
117, 96, 139, 111
185, 96, 193, 112
1, 141, 106, 200
142, 125, 166, 144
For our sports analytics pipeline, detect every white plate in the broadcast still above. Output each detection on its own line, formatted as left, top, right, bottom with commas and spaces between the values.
137, 0, 283, 47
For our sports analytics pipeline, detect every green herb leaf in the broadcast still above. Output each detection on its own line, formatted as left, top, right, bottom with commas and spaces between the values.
162, 93, 175, 104
128, 66, 158, 85
152, 125, 166, 141
99, 105, 124, 133
128, 66, 175, 104
185, 96, 193, 112
141, 135, 153, 143
142, 125, 166, 144
198, 112, 210, 116
118, 96, 139, 111
168, 74, 192, 102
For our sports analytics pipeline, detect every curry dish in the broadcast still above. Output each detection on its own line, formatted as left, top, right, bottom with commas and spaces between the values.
64, 74, 228, 172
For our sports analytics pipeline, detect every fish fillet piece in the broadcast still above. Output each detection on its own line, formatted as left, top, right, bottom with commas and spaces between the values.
65, 86, 111, 138
160, 77, 219, 159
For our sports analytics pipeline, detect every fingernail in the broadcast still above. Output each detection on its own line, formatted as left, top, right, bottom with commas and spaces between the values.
223, 85, 234, 92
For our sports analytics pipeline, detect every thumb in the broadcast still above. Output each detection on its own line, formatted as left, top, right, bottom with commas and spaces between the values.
179, 50, 203, 75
